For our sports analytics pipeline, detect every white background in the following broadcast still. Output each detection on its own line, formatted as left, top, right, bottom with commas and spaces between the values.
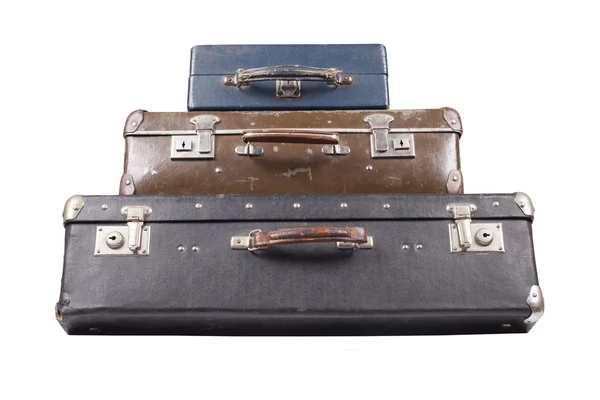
1, 1, 598, 398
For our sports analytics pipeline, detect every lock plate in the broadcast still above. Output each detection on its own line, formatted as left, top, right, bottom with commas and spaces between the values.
94, 226, 151, 256
370, 133, 415, 158
449, 223, 505, 253
171, 135, 215, 159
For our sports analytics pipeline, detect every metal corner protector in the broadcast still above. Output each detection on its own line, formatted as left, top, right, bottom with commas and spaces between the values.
514, 192, 534, 217
63, 195, 85, 223
524, 285, 544, 324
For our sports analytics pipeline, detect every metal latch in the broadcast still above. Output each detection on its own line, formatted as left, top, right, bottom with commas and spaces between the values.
447, 203, 505, 253
171, 115, 220, 160
276, 80, 301, 98
364, 114, 415, 159
94, 205, 152, 256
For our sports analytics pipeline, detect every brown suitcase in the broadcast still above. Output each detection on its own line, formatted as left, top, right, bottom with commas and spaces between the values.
120, 108, 463, 195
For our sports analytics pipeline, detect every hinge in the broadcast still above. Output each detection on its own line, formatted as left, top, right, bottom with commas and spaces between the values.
447, 203, 505, 253
171, 115, 220, 160
364, 114, 415, 158
94, 205, 152, 256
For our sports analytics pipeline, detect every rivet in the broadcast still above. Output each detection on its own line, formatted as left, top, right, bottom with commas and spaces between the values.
73, 205, 80, 211
96, 249, 100, 253
383, 203, 390, 209
236, 239, 241, 244
142, 250, 146, 254
246, 203, 253, 209
451, 119, 457, 124
452, 176, 458, 182
215, 167, 223, 173
227, 77, 232, 82
125, 180, 131, 185
340, 203, 348, 208
415, 244, 423, 250
123, 208, 128, 212
101, 204, 108, 210
498, 246, 503, 251
131, 121, 138, 127
146, 208, 152, 213
402, 244, 409, 250
366, 165, 373, 171
453, 247, 458, 251
519, 201, 526, 208
452, 225, 456, 229
192, 246, 199, 252
532, 293, 538, 298
493, 201, 500, 207
470, 205, 476, 211
144, 227, 148, 231
496, 224, 500, 229
195, 203, 203, 209
293, 203, 301, 209
177, 245, 185, 252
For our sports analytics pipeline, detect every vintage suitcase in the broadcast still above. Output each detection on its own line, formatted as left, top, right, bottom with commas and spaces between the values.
187, 44, 389, 111
120, 108, 463, 195
57, 192, 543, 335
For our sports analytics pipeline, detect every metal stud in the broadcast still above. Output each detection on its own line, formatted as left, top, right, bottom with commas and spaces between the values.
366, 165, 373, 171
215, 167, 223, 173
72, 205, 80, 211
451, 119, 457, 124
498, 246, 503, 251
383, 203, 390, 209
415, 244, 423, 250
192, 246, 199, 252
452, 176, 458, 182
195, 203, 203, 209
125, 180, 131, 185
402, 244, 410, 250
493, 201, 500, 207
340, 203, 348, 208
177, 245, 185, 252
246, 203, 253, 209
519, 201, 526, 208
293, 203, 301, 209
131, 121, 138, 127
101, 204, 108, 210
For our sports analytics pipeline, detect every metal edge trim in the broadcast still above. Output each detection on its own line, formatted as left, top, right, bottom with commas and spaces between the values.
524, 285, 544, 324
514, 192, 535, 217
124, 127, 457, 137
63, 195, 85, 224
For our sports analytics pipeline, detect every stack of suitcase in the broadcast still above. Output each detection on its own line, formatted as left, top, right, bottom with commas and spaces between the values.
57, 44, 544, 335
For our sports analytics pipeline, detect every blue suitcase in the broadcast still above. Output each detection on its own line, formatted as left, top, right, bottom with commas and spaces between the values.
187, 44, 389, 111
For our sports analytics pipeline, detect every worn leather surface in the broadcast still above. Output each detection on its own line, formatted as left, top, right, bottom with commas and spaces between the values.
188, 44, 388, 110
123, 109, 462, 195
57, 193, 539, 335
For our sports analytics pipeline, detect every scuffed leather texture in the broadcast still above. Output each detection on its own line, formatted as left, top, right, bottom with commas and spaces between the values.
188, 44, 389, 110
57, 194, 540, 336
123, 109, 463, 195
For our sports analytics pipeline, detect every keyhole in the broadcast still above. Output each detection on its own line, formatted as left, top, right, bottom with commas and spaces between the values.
400, 140, 404, 147
181, 141, 186, 148
482, 232, 490, 238
109, 235, 117, 241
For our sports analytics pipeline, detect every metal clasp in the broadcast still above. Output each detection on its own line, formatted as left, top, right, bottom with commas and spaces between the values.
171, 115, 220, 160
447, 203, 477, 249
276, 80, 301, 98
122, 206, 152, 250
321, 144, 351, 156
364, 114, 416, 159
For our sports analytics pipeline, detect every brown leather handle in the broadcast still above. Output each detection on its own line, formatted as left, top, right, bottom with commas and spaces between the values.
252, 226, 367, 249
242, 130, 339, 145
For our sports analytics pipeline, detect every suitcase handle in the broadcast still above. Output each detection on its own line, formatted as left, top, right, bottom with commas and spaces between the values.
222, 65, 354, 87
231, 227, 372, 251
242, 130, 339, 145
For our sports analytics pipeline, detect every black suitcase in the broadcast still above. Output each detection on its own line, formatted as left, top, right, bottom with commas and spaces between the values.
57, 193, 544, 335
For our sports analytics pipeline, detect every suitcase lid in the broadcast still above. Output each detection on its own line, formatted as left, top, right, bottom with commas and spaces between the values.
190, 44, 388, 76
63, 193, 534, 224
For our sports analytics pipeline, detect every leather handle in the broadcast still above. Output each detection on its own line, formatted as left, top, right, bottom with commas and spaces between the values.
242, 130, 339, 145
222, 65, 353, 87
253, 226, 367, 249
